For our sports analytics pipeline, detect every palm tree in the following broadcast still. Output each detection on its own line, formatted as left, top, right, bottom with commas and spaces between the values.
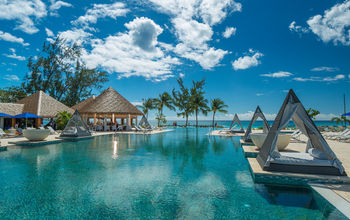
137, 98, 155, 119
306, 108, 320, 120
210, 98, 228, 127
172, 78, 193, 126
56, 111, 72, 130
331, 116, 350, 126
153, 92, 175, 126
190, 79, 208, 127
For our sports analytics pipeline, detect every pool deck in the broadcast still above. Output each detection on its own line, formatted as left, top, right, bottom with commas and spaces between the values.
245, 133, 350, 215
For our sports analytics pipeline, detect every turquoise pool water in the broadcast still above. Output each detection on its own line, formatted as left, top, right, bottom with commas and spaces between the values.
0, 128, 346, 219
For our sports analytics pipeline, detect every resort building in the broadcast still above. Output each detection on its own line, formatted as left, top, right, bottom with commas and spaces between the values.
72, 87, 143, 129
0, 91, 74, 129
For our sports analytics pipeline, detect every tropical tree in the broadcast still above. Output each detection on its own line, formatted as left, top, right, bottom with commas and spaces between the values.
0, 86, 27, 103
172, 78, 193, 126
56, 111, 72, 130
210, 98, 228, 127
190, 79, 208, 127
153, 92, 175, 126
137, 98, 155, 118
331, 117, 342, 125
23, 37, 108, 107
331, 116, 350, 126
306, 108, 320, 120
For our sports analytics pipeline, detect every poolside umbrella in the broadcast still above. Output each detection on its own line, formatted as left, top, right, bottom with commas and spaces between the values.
0, 113, 13, 118
342, 112, 350, 116
14, 112, 42, 128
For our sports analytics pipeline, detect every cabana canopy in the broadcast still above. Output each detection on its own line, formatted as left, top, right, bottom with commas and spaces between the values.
257, 89, 345, 176
14, 113, 42, 118
139, 115, 152, 129
242, 106, 270, 143
0, 113, 13, 118
229, 114, 245, 133
60, 110, 91, 137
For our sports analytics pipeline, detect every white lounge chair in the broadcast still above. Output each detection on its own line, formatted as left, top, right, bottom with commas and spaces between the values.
326, 129, 350, 140
47, 126, 58, 135
0, 128, 8, 138
219, 124, 238, 133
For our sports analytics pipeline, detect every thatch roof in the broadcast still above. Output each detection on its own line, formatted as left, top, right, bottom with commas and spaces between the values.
16, 91, 74, 118
73, 87, 143, 115
0, 103, 24, 116
72, 96, 95, 111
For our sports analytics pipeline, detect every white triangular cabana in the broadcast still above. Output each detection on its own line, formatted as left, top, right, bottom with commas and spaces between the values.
229, 114, 245, 133
60, 110, 91, 137
139, 115, 152, 129
257, 89, 345, 176
242, 106, 270, 143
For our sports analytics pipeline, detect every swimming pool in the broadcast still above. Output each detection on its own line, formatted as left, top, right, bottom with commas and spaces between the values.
0, 128, 346, 219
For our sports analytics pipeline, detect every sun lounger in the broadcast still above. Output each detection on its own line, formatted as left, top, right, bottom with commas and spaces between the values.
47, 126, 58, 135
327, 129, 350, 140
0, 128, 8, 138
219, 125, 238, 133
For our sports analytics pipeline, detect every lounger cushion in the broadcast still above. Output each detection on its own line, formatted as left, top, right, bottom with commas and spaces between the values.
270, 152, 333, 167
308, 148, 328, 160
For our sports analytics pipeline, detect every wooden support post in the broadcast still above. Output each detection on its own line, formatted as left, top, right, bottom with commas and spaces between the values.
128, 114, 131, 126
11, 118, 16, 128
35, 118, 41, 128
94, 113, 97, 126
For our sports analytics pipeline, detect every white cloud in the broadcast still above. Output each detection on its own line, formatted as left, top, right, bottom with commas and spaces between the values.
289, 21, 309, 34
57, 28, 92, 45
81, 17, 180, 82
260, 71, 293, 78
49, 0, 72, 14
179, 73, 185, 78
4, 74, 20, 81
222, 26, 236, 38
125, 17, 163, 52
232, 50, 263, 70
311, 66, 339, 72
0, 31, 29, 46
315, 113, 338, 120
3, 48, 25, 61
72, 2, 128, 28
293, 74, 345, 82
0, 0, 47, 34
147, 0, 239, 69
236, 111, 276, 121
256, 93, 264, 96
174, 43, 227, 69
307, 0, 350, 45
199, 0, 242, 26
348, 74, 350, 79
45, 28, 54, 37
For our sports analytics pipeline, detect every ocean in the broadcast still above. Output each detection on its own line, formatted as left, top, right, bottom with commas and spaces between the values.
150, 120, 340, 129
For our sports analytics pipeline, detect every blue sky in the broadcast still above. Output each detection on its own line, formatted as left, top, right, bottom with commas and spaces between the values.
0, 0, 350, 120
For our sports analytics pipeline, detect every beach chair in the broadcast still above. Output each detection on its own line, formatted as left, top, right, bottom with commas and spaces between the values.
328, 129, 350, 140
290, 129, 302, 140
219, 125, 238, 133
47, 126, 58, 135
0, 128, 8, 138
